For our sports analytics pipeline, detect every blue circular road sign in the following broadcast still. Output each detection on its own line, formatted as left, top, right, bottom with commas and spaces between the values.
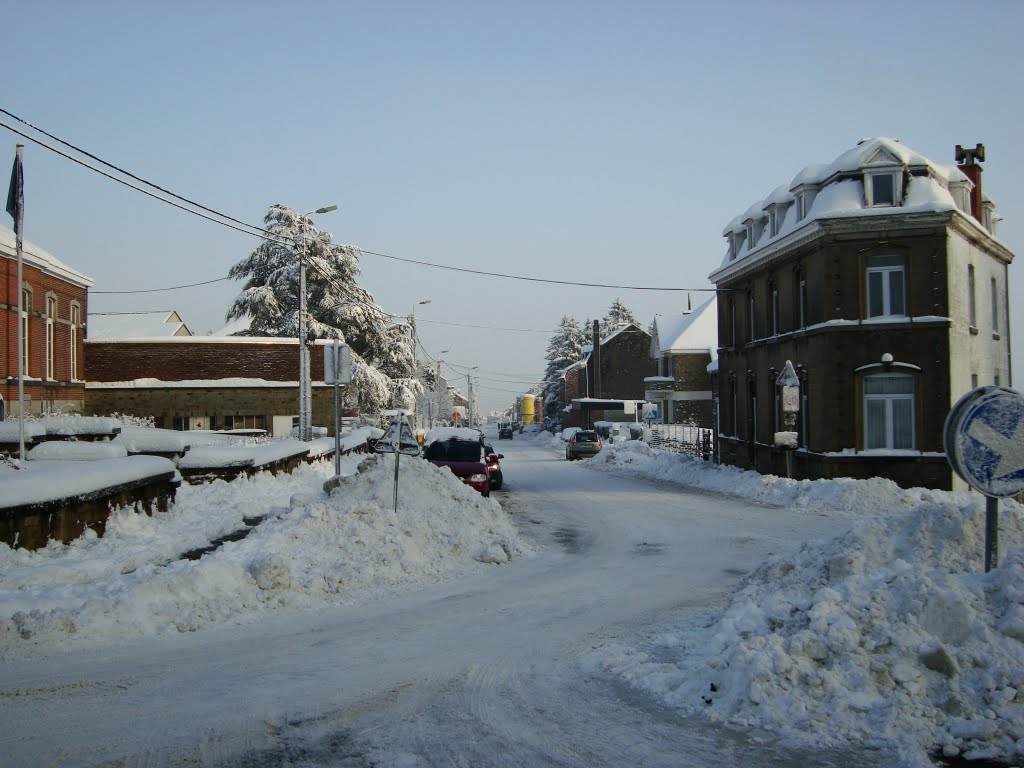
944, 386, 1024, 498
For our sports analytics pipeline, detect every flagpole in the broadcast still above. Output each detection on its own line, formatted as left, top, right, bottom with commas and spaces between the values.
11, 144, 25, 466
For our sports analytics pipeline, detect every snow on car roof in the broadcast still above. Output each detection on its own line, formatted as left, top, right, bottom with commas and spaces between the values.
424, 426, 484, 444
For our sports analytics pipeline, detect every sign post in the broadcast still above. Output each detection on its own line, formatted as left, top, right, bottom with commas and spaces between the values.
324, 342, 352, 476
374, 411, 421, 513
774, 361, 801, 479
943, 386, 1024, 571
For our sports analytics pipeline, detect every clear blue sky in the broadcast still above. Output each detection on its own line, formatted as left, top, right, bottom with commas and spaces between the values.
6, 0, 1023, 413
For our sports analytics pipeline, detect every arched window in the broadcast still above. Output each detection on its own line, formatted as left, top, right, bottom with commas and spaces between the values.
70, 302, 81, 380
864, 373, 914, 449
20, 286, 32, 376
46, 294, 58, 380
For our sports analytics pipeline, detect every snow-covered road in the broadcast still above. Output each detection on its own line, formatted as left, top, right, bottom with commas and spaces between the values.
2, 436, 901, 766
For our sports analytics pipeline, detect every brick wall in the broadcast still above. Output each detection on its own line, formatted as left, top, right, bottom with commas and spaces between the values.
85, 338, 315, 382
2, 255, 88, 414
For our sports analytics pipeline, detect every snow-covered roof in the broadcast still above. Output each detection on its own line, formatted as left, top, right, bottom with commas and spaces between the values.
88, 311, 193, 339
0, 223, 92, 288
710, 137, 997, 283
210, 315, 252, 336
652, 296, 718, 356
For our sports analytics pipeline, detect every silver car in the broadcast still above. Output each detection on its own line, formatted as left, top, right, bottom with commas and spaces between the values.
565, 430, 603, 460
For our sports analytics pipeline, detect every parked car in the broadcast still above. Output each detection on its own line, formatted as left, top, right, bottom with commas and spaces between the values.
483, 443, 505, 490
560, 427, 582, 442
498, 425, 514, 440
565, 430, 603, 461
423, 437, 492, 496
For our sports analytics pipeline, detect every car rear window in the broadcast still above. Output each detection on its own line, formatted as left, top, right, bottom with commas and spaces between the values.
575, 432, 598, 442
425, 440, 482, 462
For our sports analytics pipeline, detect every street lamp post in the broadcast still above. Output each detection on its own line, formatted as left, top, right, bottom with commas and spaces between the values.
466, 366, 478, 429
297, 204, 337, 442
411, 299, 430, 429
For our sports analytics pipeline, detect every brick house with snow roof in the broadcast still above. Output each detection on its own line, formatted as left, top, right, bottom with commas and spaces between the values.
84, 335, 370, 436
1, 223, 91, 417
708, 138, 1013, 490
560, 321, 657, 428
645, 295, 717, 428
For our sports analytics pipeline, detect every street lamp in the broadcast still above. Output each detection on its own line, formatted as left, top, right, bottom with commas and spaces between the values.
410, 300, 431, 428
297, 204, 337, 442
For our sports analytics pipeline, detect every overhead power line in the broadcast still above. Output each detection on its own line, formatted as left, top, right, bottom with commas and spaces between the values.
2, 109, 720, 295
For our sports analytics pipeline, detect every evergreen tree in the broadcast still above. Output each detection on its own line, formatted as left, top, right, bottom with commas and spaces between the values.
600, 298, 640, 337
226, 204, 415, 413
541, 315, 588, 420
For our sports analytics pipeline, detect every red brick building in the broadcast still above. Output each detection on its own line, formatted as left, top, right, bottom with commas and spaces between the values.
1, 224, 91, 417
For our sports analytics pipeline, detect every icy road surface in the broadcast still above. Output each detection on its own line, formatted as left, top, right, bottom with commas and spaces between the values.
1, 436, 899, 767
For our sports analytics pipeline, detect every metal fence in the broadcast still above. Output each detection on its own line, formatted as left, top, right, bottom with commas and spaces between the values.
648, 424, 714, 461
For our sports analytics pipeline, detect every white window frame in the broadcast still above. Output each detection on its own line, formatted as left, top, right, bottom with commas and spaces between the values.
20, 287, 31, 376
46, 294, 57, 380
863, 373, 915, 450
968, 264, 977, 328
866, 255, 907, 319
864, 170, 902, 207
990, 276, 999, 333
70, 302, 80, 380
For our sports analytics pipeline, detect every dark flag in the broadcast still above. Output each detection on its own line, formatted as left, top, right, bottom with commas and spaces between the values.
6, 147, 23, 234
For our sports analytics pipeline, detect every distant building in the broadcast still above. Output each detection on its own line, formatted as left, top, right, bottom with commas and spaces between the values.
645, 296, 718, 427
562, 321, 657, 428
708, 138, 1013, 490
1, 224, 91, 417
88, 310, 193, 338
84, 336, 346, 436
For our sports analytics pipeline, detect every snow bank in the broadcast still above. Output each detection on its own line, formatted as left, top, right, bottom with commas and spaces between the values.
582, 441, 1024, 766
589, 440, 962, 518
0, 456, 178, 507
0, 453, 529, 657
27, 441, 128, 461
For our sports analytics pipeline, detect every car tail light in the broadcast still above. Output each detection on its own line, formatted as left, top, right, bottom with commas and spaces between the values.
469, 473, 487, 483
596, 437, 603, 447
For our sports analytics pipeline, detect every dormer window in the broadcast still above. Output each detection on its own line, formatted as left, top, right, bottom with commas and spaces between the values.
729, 231, 746, 260
865, 170, 902, 207
795, 189, 816, 221
745, 222, 756, 249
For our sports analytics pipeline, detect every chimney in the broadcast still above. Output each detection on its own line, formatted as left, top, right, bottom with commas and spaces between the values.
955, 143, 985, 222
592, 319, 601, 399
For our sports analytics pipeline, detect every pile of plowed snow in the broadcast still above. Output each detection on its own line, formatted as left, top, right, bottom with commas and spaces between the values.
0, 454, 528, 656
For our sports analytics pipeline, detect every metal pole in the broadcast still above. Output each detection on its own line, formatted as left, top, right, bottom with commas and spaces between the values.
13, 145, 25, 465
437, 358, 442, 425
985, 496, 999, 572
297, 234, 310, 441
467, 374, 472, 429
333, 342, 341, 476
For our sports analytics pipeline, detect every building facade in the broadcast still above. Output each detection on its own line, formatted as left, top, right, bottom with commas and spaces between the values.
562, 322, 658, 427
1, 224, 91, 417
709, 138, 1012, 490
84, 336, 353, 436
645, 296, 717, 428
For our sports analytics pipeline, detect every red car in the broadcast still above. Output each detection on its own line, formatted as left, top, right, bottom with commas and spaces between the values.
423, 437, 492, 496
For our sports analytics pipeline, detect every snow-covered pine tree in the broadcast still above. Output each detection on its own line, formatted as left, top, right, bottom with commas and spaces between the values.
541, 315, 588, 421
600, 298, 640, 337
226, 204, 415, 413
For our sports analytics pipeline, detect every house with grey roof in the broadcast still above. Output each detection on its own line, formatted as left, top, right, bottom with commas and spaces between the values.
708, 138, 1013, 490
645, 295, 718, 428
